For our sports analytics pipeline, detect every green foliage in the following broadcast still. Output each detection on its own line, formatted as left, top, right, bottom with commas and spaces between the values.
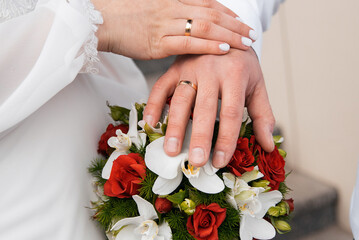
107, 102, 130, 124
94, 198, 139, 231
164, 210, 195, 240
167, 189, 186, 204
139, 169, 158, 201
218, 206, 240, 240
278, 181, 292, 197
242, 121, 254, 139
129, 143, 146, 157
135, 102, 146, 126
88, 158, 107, 186
188, 186, 230, 207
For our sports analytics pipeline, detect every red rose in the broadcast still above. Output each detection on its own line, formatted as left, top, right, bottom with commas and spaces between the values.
284, 198, 294, 213
155, 197, 172, 214
227, 137, 255, 176
98, 124, 129, 156
187, 203, 226, 240
104, 153, 146, 198
256, 146, 285, 190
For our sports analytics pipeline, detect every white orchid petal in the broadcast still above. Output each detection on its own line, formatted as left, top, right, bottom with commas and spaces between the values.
240, 214, 276, 240
139, 132, 147, 146
152, 175, 183, 195
138, 120, 146, 129
240, 166, 264, 183
226, 194, 238, 210
114, 224, 140, 240
155, 237, 165, 240
127, 105, 138, 140
111, 216, 144, 231
102, 151, 123, 179
203, 157, 219, 176
145, 137, 184, 179
133, 195, 158, 221
189, 169, 224, 194
223, 172, 236, 189
256, 190, 283, 218
108, 136, 119, 149
157, 221, 172, 240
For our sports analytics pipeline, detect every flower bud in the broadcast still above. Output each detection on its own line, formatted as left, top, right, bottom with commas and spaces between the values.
267, 206, 281, 217
252, 180, 271, 192
155, 197, 172, 214
273, 220, 291, 232
180, 199, 196, 215
277, 201, 290, 215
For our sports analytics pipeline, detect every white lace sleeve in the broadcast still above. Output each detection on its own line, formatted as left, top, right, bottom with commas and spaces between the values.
0, 0, 103, 133
70, 0, 103, 74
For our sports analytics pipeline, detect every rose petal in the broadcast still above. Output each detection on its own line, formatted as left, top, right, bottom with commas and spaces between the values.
102, 151, 123, 179
189, 170, 224, 194
133, 195, 158, 221
152, 175, 183, 195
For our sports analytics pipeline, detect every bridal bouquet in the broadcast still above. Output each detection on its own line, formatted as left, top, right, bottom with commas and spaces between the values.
89, 102, 294, 240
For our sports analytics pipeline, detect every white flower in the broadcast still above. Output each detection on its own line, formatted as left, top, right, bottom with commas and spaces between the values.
102, 105, 147, 179
223, 170, 283, 240
145, 121, 224, 195
111, 195, 171, 240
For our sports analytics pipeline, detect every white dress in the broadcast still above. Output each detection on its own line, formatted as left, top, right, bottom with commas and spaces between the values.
0, 0, 284, 239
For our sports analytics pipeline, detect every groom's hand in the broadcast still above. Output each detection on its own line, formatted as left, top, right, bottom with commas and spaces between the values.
143, 48, 275, 168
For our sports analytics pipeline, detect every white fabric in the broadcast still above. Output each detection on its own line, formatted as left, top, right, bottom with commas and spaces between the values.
351, 160, 359, 239
0, 0, 282, 239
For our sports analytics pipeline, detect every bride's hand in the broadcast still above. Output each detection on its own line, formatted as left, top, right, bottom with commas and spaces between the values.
143, 48, 275, 168
92, 0, 257, 59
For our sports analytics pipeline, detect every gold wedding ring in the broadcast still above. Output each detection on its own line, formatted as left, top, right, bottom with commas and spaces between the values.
177, 80, 198, 92
185, 19, 193, 36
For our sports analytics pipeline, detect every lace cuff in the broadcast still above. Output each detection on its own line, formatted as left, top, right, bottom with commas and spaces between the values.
75, 0, 104, 74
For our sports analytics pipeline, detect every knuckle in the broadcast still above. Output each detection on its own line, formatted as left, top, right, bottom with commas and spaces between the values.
208, 9, 221, 24
198, 20, 212, 35
181, 37, 192, 50
220, 105, 241, 119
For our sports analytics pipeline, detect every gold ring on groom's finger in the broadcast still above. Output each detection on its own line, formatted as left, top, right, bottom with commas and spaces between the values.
185, 19, 193, 36
177, 80, 198, 92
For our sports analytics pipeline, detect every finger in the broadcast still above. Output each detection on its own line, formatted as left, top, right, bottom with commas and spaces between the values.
246, 79, 276, 152
182, 7, 255, 40
167, 19, 253, 50
212, 78, 246, 168
143, 68, 179, 126
164, 78, 197, 156
189, 78, 219, 167
178, 0, 238, 18
161, 36, 230, 56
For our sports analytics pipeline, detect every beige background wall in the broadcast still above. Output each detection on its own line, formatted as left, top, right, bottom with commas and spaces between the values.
261, 0, 359, 233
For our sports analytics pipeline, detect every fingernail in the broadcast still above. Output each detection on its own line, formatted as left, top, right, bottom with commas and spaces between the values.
166, 137, 179, 153
242, 37, 252, 47
214, 151, 226, 167
143, 115, 153, 126
190, 148, 204, 165
235, 16, 243, 22
249, 30, 258, 41
219, 43, 230, 52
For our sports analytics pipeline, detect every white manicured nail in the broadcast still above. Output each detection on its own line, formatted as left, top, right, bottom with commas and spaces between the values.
190, 148, 204, 165
219, 43, 230, 52
249, 30, 258, 41
242, 37, 252, 47
166, 137, 179, 153
235, 16, 243, 22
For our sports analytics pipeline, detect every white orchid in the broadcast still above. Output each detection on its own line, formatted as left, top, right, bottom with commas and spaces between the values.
110, 195, 171, 240
102, 105, 147, 179
145, 121, 224, 195
223, 168, 283, 240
